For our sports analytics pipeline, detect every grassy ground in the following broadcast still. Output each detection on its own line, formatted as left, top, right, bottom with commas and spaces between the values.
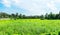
0, 19, 60, 35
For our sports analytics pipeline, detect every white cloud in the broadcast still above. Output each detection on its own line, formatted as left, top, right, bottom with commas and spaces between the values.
54, 0, 60, 3
1, 0, 60, 15
11, 0, 21, 5
46, 0, 59, 14
47, 1, 57, 11
14, 0, 48, 15
2, 0, 11, 7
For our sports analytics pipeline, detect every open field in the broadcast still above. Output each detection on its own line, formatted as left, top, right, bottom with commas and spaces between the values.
0, 19, 60, 35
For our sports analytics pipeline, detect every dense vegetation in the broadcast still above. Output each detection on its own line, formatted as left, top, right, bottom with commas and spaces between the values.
0, 12, 60, 19
0, 19, 60, 35
0, 12, 60, 35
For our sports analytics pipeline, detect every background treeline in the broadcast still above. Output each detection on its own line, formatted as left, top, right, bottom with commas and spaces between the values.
0, 12, 60, 20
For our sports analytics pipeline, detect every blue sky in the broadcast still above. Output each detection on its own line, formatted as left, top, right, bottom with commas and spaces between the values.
0, 0, 60, 16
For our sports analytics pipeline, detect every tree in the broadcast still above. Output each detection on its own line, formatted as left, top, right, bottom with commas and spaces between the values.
0, 12, 9, 18
23, 15, 26, 19
48, 12, 55, 19
40, 15, 44, 20
45, 13, 48, 19
19, 14, 22, 19
15, 13, 18, 19
11, 13, 16, 20
57, 12, 60, 19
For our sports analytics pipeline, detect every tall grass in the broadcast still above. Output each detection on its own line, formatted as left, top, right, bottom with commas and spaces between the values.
0, 19, 60, 35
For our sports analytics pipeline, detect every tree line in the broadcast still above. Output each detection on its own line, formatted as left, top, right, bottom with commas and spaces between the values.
0, 12, 60, 20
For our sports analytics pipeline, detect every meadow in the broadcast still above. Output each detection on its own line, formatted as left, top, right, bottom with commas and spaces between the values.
0, 19, 60, 35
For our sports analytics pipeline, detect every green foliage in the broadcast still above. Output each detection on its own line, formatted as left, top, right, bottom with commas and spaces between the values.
0, 19, 59, 35
40, 15, 45, 20
0, 12, 60, 19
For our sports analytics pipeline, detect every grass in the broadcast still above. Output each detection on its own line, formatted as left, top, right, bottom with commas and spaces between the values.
0, 19, 60, 35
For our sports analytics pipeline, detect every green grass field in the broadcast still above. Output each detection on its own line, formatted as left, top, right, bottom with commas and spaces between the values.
0, 19, 60, 35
